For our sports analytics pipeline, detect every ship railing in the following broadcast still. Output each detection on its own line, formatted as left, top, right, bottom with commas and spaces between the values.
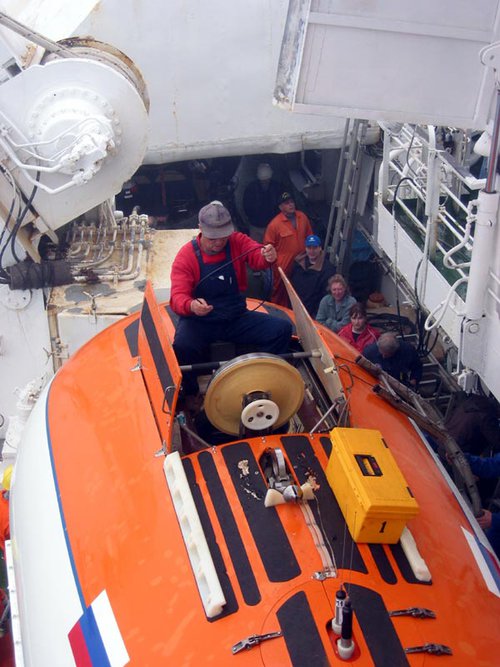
379, 123, 485, 290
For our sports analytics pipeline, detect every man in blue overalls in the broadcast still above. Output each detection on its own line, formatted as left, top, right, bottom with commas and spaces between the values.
170, 201, 292, 399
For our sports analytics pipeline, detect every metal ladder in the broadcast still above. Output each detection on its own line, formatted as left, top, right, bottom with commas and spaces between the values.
325, 118, 369, 273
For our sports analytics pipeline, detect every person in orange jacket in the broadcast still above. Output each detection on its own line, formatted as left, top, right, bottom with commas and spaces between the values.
264, 192, 313, 307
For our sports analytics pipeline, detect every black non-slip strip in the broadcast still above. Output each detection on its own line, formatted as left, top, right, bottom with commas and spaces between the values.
276, 591, 329, 667
222, 442, 301, 582
390, 542, 432, 586
368, 545, 397, 585
181, 459, 238, 621
123, 318, 139, 357
280, 435, 367, 573
141, 299, 175, 391
320, 435, 332, 458
165, 304, 179, 328
198, 451, 261, 606
347, 583, 409, 667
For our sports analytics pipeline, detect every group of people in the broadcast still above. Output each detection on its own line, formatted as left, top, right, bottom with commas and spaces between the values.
241, 164, 421, 385
168, 193, 498, 554
169, 189, 423, 397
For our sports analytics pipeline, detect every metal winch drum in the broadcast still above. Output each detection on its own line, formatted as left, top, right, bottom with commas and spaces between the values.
203, 353, 305, 435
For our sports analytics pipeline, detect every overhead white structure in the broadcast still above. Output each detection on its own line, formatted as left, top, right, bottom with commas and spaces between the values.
74, 0, 352, 163
275, 0, 500, 128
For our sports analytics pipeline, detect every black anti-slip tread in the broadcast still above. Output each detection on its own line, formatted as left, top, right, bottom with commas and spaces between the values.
123, 319, 139, 357
347, 583, 409, 667
222, 441, 301, 582
368, 544, 398, 584
198, 451, 261, 605
140, 299, 175, 390
276, 591, 328, 666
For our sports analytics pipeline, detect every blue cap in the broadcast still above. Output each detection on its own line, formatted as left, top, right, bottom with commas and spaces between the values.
305, 234, 321, 247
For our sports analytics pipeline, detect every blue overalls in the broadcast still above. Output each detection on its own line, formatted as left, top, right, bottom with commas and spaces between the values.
173, 239, 292, 396
192, 240, 246, 321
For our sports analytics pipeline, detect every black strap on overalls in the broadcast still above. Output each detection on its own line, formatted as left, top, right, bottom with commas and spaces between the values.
191, 239, 246, 321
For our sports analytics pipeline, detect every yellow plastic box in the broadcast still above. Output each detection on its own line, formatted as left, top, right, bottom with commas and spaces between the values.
326, 427, 419, 544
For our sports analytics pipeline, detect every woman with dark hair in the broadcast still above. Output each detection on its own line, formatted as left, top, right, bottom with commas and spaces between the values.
338, 303, 380, 353
316, 274, 356, 332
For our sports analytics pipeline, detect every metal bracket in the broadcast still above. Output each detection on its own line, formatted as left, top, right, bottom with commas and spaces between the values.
480, 42, 500, 84
130, 356, 142, 372
154, 441, 167, 458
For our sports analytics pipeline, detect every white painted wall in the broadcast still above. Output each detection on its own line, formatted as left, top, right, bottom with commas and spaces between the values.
0, 287, 52, 440
74, 0, 348, 163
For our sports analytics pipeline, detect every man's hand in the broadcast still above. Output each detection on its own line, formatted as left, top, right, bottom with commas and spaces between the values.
190, 298, 213, 316
477, 509, 493, 530
261, 244, 277, 263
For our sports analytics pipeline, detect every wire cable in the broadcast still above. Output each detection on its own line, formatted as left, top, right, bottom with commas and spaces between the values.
0, 171, 40, 278
391, 175, 417, 340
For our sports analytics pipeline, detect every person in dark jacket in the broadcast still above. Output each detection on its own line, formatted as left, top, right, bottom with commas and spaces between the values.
465, 452, 500, 557
242, 163, 282, 242
290, 234, 336, 316
363, 332, 423, 387
445, 393, 500, 456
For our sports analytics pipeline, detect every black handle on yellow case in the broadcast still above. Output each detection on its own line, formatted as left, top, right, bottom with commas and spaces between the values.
355, 454, 383, 477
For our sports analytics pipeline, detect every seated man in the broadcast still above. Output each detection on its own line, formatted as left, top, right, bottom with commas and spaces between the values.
363, 331, 423, 388
170, 200, 292, 398
290, 234, 336, 316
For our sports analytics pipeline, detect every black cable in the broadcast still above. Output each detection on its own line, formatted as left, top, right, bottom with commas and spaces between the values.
10, 173, 40, 263
405, 126, 420, 178
0, 172, 40, 276
412, 257, 439, 358
0, 175, 20, 279
195, 243, 266, 289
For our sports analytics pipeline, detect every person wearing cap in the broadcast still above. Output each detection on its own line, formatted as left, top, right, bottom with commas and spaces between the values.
264, 192, 313, 307
242, 163, 282, 242
170, 201, 292, 398
290, 234, 336, 316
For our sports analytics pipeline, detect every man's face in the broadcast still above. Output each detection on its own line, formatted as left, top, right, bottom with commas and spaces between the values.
279, 199, 296, 215
306, 245, 321, 261
200, 233, 230, 255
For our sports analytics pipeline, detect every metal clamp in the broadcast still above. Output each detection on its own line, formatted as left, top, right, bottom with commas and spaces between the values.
232, 631, 282, 654
405, 643, 452, 656
389, 607, 436, 619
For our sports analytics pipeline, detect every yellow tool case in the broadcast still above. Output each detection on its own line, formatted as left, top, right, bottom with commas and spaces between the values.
326, 427, 419, 543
